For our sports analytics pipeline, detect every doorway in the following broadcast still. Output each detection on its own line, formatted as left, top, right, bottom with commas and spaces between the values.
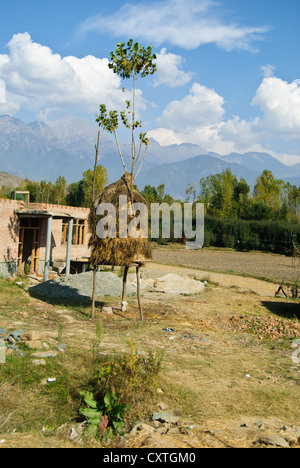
17, 218, 41, 275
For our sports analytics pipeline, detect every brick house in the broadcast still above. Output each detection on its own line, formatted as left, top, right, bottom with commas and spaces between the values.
0, 198, 91, 280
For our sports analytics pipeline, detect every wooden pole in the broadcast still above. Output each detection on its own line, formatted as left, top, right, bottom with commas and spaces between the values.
136, 264, 143, 320
91, 130, 100, 320
121, 266, 129, 311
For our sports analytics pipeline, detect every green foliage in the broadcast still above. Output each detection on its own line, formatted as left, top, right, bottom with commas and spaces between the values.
199, 168, 300, 224
82, 166, 108, 206
79, 340, 163, 440
6, 166, 108, 208
79, 387, 130, 439
108, 39, 157, 80
203, 216, 300, 254
140, 183, 174, 204
96, 340, 163, 397
96, 39, 157, 181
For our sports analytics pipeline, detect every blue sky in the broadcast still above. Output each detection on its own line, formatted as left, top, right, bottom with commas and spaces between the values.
0, 0, 300, 165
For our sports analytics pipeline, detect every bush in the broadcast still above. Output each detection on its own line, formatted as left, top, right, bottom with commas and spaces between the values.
203, 216, 300, 254
79, 340, 163, 440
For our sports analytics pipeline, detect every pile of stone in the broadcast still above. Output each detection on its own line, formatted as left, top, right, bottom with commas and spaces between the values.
29, 271, 136, 300
129, 273, 205, 295
0, 327, 66, 365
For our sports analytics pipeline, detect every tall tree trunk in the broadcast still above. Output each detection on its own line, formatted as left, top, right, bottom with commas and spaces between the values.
91, 130, 100, 320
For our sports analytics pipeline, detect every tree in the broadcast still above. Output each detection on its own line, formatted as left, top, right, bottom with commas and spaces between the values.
65, 181, 85, 207
95, 39, 157, 202
199, 169, 239, 218
52, 176, 67, 205
254, 170, 283, 216
284, 182, 300, 223
140, 184, 174, 204
185, 183, 196, 203
82, 165, 108, 207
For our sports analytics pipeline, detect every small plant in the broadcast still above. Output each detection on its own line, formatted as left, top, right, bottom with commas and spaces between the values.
96, 339, 163, 395
79, 386, 130, 439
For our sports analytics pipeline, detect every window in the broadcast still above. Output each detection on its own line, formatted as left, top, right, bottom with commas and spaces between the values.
61, 219, 87, 245
72, 219, 86, 245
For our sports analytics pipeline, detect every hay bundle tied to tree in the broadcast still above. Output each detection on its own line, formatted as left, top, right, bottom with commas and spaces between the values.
88, 172, 152, 267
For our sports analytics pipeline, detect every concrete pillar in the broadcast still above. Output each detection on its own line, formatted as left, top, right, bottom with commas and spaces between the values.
65, 218, 74, 277
44, 216, 53, 282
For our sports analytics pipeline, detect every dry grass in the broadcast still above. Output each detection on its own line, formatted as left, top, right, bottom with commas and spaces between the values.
0, 248, 299, 447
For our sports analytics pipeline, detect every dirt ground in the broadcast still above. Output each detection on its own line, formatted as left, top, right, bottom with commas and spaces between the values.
151, 246, 300, 284
0, 248, 299, 449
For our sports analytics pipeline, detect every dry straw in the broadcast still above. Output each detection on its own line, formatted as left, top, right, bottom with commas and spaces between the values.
88, 172, 152, 267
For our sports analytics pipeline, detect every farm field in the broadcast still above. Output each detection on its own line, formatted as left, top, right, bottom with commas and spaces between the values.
151, 245, 300, 284
0, 247, 299, 449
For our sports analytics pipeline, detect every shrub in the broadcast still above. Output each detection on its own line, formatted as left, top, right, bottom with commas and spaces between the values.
79, 340, 163, 440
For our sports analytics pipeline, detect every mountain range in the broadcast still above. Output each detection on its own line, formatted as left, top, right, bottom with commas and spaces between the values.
0, 114, 299, 200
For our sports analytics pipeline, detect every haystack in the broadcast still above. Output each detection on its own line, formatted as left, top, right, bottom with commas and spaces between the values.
88, 172, 152, 319
88, 172, 152, 267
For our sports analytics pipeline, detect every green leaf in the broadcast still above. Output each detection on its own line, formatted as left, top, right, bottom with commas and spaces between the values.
113, 420, 125, 435
79, 408, 102, 420
80, 391, 98, 409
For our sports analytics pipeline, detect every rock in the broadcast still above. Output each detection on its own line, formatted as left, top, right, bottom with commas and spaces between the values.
139, 423, 156, 433
258, 434, 290, 448
152, 274, 204, 295
23, 331, 46, 341
278, 426, 300, 445
152, 421, 161, 428
0, 327, 7, 336
10, 330, 24, 341
57, 343, 66, 352
152, 412, 179, 425
69, 424, 84, 442
31, 352, 58, 358
0, 339, 6, 364
26, 340, 44, 350
101, 306, 113, 315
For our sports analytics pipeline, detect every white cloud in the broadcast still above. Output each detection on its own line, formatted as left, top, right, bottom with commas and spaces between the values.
148, 70, 300, 162
147, 128, 184, 146
148, 81, 265, 154
154, 48, 193, 87
0, 32, 145, 122
0, 79, 6, 103
78, 0, 269, 52
252, 74, 300, 138
156, 82, 225, 131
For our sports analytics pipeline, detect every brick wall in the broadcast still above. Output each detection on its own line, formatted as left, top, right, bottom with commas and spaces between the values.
0, 199, 91, 276
0, 199, 22, 276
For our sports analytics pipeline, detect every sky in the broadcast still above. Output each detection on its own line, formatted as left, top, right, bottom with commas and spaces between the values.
0, 0, 300, 165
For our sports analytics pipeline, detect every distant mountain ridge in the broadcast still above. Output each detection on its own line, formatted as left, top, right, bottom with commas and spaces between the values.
0, 171, 24, 188
0, 115, 299, 199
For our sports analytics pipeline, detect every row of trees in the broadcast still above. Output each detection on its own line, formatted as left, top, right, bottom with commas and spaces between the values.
1, 165, 299, 227
0, 166, 108, 207
198, 169, 300, 224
